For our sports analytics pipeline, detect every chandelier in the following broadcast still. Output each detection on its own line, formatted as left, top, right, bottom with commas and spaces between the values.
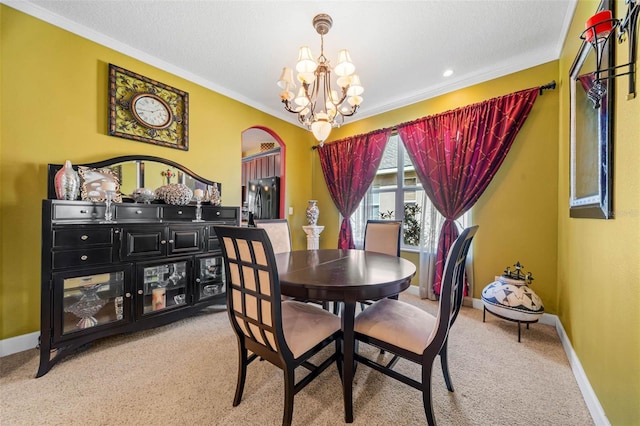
277, 14, 364, 145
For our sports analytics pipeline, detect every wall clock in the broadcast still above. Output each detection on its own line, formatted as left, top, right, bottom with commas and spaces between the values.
108, 64, 189, 151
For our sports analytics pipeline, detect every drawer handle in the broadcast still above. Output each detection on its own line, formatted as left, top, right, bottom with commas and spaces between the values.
80, 209, 88, 214
161, 240, 167, 245
136, 210, 142, 214
195, 278, 201, 283
125, 292, 132, 298
216, 211, 221, 216
138, 290, 143, 295
169, 239, 175, 244
80, 235, 89, 241
80, 255, 88, 261
177, 210, 183, 215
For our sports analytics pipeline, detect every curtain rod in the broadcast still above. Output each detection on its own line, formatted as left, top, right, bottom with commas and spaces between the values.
312, 80, 557, 150
539, 80, 557, 95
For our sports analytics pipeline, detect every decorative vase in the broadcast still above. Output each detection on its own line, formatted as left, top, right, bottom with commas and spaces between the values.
54, 160, 80, 200
481, 276, 544, 322
306, 200, 319, 225
159, 183, 193, 206
210, 183, 221, 206
131, 188, 156, 204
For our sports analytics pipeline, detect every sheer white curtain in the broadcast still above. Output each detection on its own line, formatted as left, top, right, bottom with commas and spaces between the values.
417, 192, 473, 300
418, 191, 445, 300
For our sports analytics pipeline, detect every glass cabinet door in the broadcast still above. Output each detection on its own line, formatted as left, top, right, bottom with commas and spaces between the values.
195, 255, 225, 302
55, 268, 130, 340
138, 260, 189, 316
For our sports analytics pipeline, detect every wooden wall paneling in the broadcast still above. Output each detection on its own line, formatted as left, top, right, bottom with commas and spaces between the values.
268, 155, 276, 177
249, 161, 256, 182
274, 154, 281, 177
257, 156, 265, 179
241, 152, 281, 187
265, 155, 272, 177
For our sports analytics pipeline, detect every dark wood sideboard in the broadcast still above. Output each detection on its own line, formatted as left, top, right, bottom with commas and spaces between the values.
38, 156, 239, 377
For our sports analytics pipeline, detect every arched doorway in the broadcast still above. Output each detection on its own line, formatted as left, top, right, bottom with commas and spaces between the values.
241, 126, 286, 221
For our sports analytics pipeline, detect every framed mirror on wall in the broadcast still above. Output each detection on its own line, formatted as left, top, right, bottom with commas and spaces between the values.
47, 156, 221, 203
569, 0, 614, 219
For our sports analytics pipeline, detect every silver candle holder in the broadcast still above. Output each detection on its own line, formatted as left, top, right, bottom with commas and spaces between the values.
193, 193, 204, 222
101, 190, 116, 223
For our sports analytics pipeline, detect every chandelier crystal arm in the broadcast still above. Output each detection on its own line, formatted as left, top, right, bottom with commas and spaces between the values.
281, 99, 303, 115
306, 80, 320, 116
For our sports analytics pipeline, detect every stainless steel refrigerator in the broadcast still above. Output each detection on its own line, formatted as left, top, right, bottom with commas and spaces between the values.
246, 177, 280, 219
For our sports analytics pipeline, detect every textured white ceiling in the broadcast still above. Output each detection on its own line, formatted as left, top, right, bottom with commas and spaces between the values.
8, 0, 577, 149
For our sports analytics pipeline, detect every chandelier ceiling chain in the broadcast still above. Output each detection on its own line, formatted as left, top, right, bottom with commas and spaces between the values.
277, 13, 364, 145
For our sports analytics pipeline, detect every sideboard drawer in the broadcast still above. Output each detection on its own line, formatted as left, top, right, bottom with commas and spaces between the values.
52, 204, 105, 221
115, 205, 161, 221
53, 228, 113, 248
163, 206, 196, 220
52, 247, 113, 269
202, 207, 238, 221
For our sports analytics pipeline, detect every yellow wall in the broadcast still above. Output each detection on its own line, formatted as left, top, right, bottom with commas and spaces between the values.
3, 2, 640, 423
557, 1, 640, 424
314, 61, 560, 313
0, 6, 314, 339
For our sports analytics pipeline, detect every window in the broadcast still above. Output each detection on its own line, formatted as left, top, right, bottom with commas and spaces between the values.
351, 134, 467, 250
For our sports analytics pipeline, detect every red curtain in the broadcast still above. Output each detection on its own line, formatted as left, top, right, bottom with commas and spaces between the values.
318, 129, 392, 249
397, 87, 539, 294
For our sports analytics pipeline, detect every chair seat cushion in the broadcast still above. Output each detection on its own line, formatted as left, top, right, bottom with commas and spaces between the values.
355, 298, 436, 355
282, 301, 341, 358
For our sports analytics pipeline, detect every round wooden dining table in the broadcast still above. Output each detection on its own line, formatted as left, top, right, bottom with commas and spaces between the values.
275, 249, 416, 423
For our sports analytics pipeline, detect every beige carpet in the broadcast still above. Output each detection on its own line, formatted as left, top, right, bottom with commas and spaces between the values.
0, 293, 593, 425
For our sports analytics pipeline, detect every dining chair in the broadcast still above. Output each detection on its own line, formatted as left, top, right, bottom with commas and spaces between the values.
253, 218, 292, 254
213, 225, 342, 426
360, 220, 403, 311
353, 225, 478, 425
253, 218, 296, 301
363, 219, 402, 256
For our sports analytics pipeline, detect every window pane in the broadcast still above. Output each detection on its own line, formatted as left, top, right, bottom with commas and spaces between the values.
350, 202, 366, 246
403, 189, 423, 247
380, 135, 398, 169
378, 191, 396, 219
402, 143, 420, 186
404, 185, 417, 203
372, 172, 397, 189
373, 135, 398, 189
351, 133, 467, 251
370, 191, 381, 219
404, 176, 417, 187
400, 142, 415, 171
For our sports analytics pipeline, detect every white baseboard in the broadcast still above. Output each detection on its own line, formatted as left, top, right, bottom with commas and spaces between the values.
0, 331, 39, 357
406, 285, 420, 296
553, 316, 610, 426
470, 297, 609, 426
